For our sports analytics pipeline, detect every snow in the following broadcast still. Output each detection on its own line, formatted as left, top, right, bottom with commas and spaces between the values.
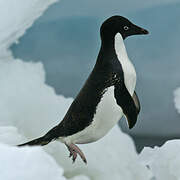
0, 143, 67, 180
139, 140, 180, 180
0, 0, 75, 180
0, 59, 73, 139
0, 0, 58, 60
44, 126, 152, 180
0, 126, 26, 145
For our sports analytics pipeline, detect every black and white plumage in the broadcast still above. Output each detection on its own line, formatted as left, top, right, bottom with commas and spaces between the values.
18, 16, 148, 164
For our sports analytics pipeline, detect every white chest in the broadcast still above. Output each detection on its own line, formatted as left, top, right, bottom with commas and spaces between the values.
114, 33, 136, 95
62, 86, 123, 144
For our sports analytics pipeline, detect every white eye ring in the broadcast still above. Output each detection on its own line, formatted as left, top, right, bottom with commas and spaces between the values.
124, 26, 129, 30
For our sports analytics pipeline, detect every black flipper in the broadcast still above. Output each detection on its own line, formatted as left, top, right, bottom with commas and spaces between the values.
132, 91, 141, 114
114, 82, 139, 129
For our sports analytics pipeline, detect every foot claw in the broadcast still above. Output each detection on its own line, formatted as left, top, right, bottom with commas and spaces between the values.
71, 150, 77, 163
72, 152, 77, 163
83, 159, 87, 164
65, 143, 87, 164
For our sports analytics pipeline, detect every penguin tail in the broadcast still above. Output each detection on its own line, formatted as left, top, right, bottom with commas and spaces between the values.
18, 125, 60, 147
18, 135, 53, 147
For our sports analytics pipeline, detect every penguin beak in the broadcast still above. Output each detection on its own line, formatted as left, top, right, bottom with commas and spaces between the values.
133, 24, 149, 35
140, 28, 149, 35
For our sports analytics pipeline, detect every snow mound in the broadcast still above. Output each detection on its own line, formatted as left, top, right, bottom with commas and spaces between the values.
0, 126, 26, 145
0, 59, 73, 138
0, 143, 67, 180
45, 125, 152, 180
0, 0, 58, 60
139, 140, 180, 180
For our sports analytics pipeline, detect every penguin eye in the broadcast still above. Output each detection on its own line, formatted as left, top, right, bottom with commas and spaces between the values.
124, 26, 129, 31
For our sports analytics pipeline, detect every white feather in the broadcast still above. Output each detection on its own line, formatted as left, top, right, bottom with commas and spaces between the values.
114, 33, 136, 95
60, 33, 136, 144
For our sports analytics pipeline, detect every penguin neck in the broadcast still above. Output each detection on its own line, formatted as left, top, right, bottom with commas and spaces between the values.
100, 32, 117, 52
97, 34, 117, 65
97, 33, 127, 64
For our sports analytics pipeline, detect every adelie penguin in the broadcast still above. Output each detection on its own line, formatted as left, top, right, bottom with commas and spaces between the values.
18, 16, 149, 164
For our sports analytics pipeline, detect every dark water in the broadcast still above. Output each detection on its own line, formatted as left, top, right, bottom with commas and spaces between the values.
131, 135, 180, 153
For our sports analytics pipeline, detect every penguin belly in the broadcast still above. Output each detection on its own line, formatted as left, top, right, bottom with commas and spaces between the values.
61, 86, 124, 144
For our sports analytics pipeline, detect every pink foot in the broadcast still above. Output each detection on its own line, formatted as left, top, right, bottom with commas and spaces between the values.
65, 143, 87, 164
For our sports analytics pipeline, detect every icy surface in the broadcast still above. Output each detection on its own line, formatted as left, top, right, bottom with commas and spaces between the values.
0, 0, 73, 139
0, 0, 73, 180
45, 126, 152, 180
0, 143, 67, 180
139, 140, 180, 180
0, 0, 58, 60
0, 59, 73, 138
0, 126, 26, 145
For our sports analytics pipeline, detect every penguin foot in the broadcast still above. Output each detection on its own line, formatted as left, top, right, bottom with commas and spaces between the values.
65, 143, 87, 164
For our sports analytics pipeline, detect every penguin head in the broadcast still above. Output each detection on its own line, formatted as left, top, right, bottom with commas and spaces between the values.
100, 16, 149, 40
